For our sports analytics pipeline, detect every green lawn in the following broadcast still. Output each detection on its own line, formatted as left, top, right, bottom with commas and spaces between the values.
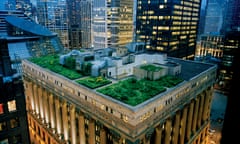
97, 75, 183, 106
76, 76, 112, 89
29, 55, 82, 80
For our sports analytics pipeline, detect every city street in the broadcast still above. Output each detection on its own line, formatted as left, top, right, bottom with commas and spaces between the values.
208, 90, 228, 144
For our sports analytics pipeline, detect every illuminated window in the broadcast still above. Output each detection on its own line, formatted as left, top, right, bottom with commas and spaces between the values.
0, 104, 3, 114
8, 100, 17, 112
0, 122, 7, 131
10, 117, 20, 128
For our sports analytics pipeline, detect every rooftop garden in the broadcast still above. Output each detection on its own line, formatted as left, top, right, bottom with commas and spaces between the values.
140, 64, 162, 71
97, 75, 183, 106
76, 76, 112, 89
29, 54, 82, 80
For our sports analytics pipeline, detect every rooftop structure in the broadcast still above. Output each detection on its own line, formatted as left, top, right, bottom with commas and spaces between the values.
22, 47, 217, 143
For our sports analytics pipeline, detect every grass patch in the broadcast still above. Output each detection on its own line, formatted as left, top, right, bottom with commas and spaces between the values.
97, 75, 183, 106
29, 54, 82, 80
76, 76, 112, 89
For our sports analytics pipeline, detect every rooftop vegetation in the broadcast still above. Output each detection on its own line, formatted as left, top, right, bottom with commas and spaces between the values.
97, 75, 183, 106
29, 54, 82, 80
76, 76, 112, 89
140, 64, 162, 71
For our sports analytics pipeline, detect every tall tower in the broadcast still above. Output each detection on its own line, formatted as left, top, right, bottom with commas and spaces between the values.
0, 38, 30, 144
136, 0, 202, 59
221, 0, 240, 33
36, 0, 69, 48
220, 1, 240, 142
204, 0, 225, 34
92, 0, 134, 49
67, 0, 92, 49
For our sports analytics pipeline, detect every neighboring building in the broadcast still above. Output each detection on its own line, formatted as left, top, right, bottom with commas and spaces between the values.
0, 38, 30, 144
195, 34, 224, 59
203, 0, 225, 34
135, 0, 202, 60
221, 0, 240, 33
22, 47, 217, 144
36, 0, 69, 48
92, 0, 134, 49
0, 10, 63, 74
67, 0, 92, 49
217, 31, 240, 93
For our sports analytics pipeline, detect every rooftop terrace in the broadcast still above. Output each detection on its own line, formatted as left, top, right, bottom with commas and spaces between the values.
28, 52, 215, 106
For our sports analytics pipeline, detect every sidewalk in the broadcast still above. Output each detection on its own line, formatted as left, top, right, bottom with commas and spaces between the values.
208, 90, 228, 144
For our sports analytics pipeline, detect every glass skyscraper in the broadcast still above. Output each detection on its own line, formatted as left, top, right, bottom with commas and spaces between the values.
92, 0, 134, 49
136, 0, 202, 59
67, 0, 92, 49
36, 0, 69, 48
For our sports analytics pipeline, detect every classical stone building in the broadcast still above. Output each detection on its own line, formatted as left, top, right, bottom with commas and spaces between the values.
22, 51, 217, 144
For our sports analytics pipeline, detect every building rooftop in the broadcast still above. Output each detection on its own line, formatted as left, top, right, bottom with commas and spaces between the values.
27, 49, 216, 107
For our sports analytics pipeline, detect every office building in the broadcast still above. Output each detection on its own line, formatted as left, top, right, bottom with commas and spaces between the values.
0, 38, 30, 144
203, 0, 225, 34
135, 0, 202, 59
221, 0, 240, 33
67, 0, 92, 49
220, 0, 240, 142
195, 34, 224, 59
22, 47, 217, 144
0, 11, 63, 74
36, 0, 69, 48
92, 0, 134, 49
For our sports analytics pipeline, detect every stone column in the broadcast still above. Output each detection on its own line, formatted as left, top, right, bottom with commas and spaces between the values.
62, 101, 69, 142
78, 113, 86, 144
197, 94, 205, 128
100, 127, 107, 144
164, 118, 172, 144
49, 93, 55, 130
192, 97, 200, 133
70, 105, 77, 144
186, 101, 194, 140
55, 97, 62, 135
88, 119, 96, 144
154, 125, 162, 144
179, 106, 188, 144
33, 84, 39, 114
43, 90, 50, 124
38, 86, 44, 120
172, 112, 180, 144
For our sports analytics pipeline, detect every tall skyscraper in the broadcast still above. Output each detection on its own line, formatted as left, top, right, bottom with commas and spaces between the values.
92, 0, 134, 49
22, 48, 217, 144
221, 0, 240, 33
203, 0, 225, 34
220, 0, 240, 143
67, 0, 92, 49
36, 0, 69, 48
135, 0, 202, 59
0, 38, 30, 144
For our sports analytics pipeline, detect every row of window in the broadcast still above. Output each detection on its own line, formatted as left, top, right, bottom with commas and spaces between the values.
0, 117, 20, 132
0, 100, 17, 115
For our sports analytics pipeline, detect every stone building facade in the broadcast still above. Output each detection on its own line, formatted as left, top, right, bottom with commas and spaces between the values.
22, 55, 217, 144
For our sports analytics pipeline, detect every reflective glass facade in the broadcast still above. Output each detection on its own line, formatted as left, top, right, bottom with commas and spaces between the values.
136, 0, 201, 59
36, 0, 69, 48
92, 0, 134, 49
67, 0, 92, 49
